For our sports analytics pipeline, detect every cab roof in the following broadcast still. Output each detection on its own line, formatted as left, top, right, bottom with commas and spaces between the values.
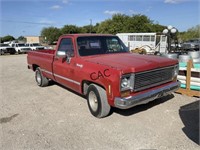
60, 33, 115, 38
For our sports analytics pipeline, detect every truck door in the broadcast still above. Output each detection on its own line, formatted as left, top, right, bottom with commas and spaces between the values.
53, 37, 80, 91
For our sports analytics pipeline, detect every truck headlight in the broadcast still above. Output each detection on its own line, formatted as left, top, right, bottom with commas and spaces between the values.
120, 74, 134, 91
173, 64, 179, 77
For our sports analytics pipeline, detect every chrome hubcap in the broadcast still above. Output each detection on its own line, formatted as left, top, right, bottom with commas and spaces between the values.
89, 91, 98, 112
36, 71, 41, 85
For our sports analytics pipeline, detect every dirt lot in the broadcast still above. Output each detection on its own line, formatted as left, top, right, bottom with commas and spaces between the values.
0, 54, 199, 150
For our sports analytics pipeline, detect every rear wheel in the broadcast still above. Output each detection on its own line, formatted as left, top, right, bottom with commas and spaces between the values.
35, 67, 49, 87
87, 84, 111, 118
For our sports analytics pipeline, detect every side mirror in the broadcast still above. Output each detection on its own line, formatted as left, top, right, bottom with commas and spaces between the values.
57, 51, 74, 63
57, 51, 67, 58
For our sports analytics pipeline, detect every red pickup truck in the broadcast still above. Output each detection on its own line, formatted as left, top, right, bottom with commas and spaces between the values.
27, 34, 180, 118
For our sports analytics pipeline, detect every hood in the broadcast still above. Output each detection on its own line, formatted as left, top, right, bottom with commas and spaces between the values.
83, 53, 178, 73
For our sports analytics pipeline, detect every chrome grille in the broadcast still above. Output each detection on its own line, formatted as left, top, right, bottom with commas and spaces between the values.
134, 66, 174, 91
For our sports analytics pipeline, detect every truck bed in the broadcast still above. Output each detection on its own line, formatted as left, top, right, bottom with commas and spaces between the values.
27, 50, 56, 80
30, 49, 56, 54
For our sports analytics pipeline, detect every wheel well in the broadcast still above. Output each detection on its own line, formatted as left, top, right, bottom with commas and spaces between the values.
32, 64, 39, 71
82, 81, 105, 95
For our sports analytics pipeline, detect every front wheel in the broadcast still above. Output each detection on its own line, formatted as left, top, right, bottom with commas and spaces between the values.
35, 67, 49, 87
87, 84, 111, 118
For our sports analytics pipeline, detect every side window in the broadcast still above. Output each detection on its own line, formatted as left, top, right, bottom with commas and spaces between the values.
57, 38, 74, 55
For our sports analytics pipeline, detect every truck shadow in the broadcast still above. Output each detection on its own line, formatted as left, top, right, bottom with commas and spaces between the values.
111, 94, 174, 116
53, 82, 86, 98
51, 82, 177, 119
179, 100, 200, 145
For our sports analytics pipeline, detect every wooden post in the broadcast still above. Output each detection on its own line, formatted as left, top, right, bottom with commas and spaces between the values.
176, 59, 200, 97
186, 60, 192, 91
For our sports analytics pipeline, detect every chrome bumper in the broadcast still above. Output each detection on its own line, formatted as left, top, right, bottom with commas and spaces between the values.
114, 81, 181, 109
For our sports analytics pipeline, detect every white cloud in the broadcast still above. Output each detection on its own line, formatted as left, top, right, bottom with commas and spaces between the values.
164, 0, 188, 4
50, 5, 62, 10
104, 10, 122, 15
129, 10, 138, 14
62, 0, 69, 4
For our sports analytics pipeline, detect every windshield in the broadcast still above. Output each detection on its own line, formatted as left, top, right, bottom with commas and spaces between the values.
77, 36, 128, 56
18, 44, 26, 47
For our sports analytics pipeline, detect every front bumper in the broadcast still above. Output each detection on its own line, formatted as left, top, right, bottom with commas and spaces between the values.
114, 81, 181, 109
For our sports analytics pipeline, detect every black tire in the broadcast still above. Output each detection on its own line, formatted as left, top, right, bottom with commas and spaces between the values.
87, 84, 111, 118
154, 51, 161, 56
35, 67, 49, 87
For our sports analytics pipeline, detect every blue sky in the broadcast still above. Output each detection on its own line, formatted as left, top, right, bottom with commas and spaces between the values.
0, 0, 199, 38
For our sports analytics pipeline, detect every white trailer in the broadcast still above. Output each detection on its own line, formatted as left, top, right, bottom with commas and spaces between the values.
117, 33, 168, 54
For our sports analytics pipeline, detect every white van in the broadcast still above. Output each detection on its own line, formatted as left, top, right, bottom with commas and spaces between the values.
26, 43, 44, 50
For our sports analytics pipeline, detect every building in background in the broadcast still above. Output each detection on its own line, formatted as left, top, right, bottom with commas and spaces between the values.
25, 36, 44, 44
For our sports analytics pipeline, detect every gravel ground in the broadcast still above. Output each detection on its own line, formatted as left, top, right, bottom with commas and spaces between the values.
0, 54, 199, 150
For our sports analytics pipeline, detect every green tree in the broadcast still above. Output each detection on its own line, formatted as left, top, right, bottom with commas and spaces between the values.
97, 14, 163, 34
152, 24, 166, 33
1, 35, 15, 43
178, 25, 200, 41
97, 14, 130, 34
18, 36, 26, 42
41, 27, 61, 44
126, 14, 153, 32
80, 25, 97, 33
61, 25, 81, 34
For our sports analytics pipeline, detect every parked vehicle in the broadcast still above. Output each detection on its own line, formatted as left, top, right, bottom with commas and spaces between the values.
181, 39, 200, 51
11, 43, 32, 54
27, 34, 180, 118
26, 43, 44, 50
0, 43, 16, 55
44, 45, 53, 50
117, 33, 168, 54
